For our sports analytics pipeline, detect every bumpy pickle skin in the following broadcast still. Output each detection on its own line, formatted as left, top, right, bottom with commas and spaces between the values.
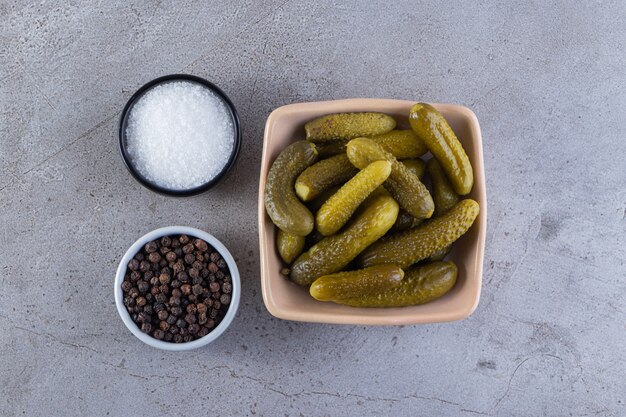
336, 262, 457, 307
276, 229, 306, 264
309, 265, 404, 302
295, 154, 358, 202
264, 141, 318, 236
290, 193, 399, 286
316, 160, 392, 236
409, 103, 474, 195
401, 159, 426, 179
359, 199, 480, 268
305, 112, 396, 142
346, 137, 434, 219
370, 129, 428, 159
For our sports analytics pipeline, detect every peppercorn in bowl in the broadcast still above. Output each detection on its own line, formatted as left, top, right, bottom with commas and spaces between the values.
114, 226, 240, 351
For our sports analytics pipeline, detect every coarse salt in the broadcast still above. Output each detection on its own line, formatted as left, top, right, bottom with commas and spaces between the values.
125, 81, 235, 190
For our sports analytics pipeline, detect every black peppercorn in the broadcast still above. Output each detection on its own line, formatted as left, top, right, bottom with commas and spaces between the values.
153, 329, 165, 340
179, 235, 190, 245
220, 294, 231, 305
166, 315, 176, 325
165, 251, 177, 262
222, 282, 232, 294
145, 241, 158, 253
159, 273, 171, 285
137, 281, 149, 294
173, 334, 183, 343
148, 252, 161, 263
128, 259, 140, 271
141, 322, 152, 333
136, 296, 147, 307
189, 268, 199, 279
210, 252, 220, 263
184, 253, 195, 265
188, 323, 200, 335
176, 319, 187, 329
177, 271, 189, 283
121, 280, 132, 292
181, 284, 191, 295
157, 310, 169, 321
209, 282, 220, 293
171, 306, 183, 317
208, 262, 219, 273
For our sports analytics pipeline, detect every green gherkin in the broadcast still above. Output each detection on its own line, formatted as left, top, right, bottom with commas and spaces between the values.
316, 160, 392, 236
276, 229, 306, 264
290, 193, 399, 286
336, 262, 457, 308
359, 199, 479, 268
309, 265, 404, 302
305, 112, 396, 142
426, 158, 461, 261
409, 103, 474, 195
295, 154, 357, 202
346, 137, 434, 219
370, 129, 428, 159
264, 141, 318, 236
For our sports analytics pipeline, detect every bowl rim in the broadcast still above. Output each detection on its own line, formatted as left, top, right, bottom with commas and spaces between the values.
118, 74, 242, 197
114, 226, 241, 350
258, 98, 487, 325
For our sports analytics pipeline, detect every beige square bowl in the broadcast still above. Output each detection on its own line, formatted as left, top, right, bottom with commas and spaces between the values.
258, 99, 487, 325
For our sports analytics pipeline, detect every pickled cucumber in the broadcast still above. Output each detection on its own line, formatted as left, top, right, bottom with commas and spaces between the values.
310, 265, 404, 302
336, 262, 457, 307
276, 229, 306, 264
264, 141, 318, 236
409, 103, 473, 195
427, 158, 460, 217
295, 154, 357, 202
346, 137, 434, 219
290, 193, 399, 285
426, 158, 461, 261
401, 159, 426, 179
305, 112, 396, 142
359, 199, 479, 268
316, 160, 392, 236
315, 140, 348, 158
371, 129, 428, 159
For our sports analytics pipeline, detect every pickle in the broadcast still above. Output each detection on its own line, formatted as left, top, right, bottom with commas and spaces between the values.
315, 140, 348, 158
426, 158, 461, 260
401, 159, 426, 179
316, 160, 392, 236
346, 137, 434, 219
305, 112, 396, 142
427, 158, 460, 217
295, 154, 357, 202
336, 262, 457, 307
359, 199, 479, 268
290, 193, 399, 286
371, 129, 428, 159
264, 141, 318, 236
276, 229, 306, 264
310, 265, 404, 302
409, 103, 473, 195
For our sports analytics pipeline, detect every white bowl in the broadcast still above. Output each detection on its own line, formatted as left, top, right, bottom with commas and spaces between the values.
114, 226, 241, 351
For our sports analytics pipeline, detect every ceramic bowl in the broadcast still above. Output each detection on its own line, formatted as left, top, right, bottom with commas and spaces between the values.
114, 226, 240, 350
258, 99, 486, 325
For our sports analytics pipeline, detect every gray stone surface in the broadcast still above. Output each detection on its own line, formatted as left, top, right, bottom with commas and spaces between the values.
1, 1, 624, 415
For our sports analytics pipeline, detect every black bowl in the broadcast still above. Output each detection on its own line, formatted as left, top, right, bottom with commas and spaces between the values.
118, 74, 241, 197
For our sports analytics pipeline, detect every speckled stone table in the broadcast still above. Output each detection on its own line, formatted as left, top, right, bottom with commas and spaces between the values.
1, 1, 624, 416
